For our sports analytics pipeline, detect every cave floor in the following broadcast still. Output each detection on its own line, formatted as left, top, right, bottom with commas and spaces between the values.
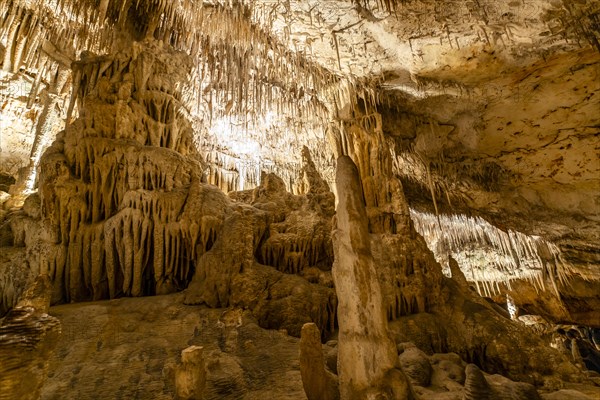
41, 293, 307, 400
39, 292, 600, 400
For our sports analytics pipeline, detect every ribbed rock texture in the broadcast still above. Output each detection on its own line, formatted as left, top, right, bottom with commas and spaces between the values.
0, 1, 598, 399
30, 36, 337, 339
184, 168, 337, 338
332, 112, 584, 386
38, 40, 202, 303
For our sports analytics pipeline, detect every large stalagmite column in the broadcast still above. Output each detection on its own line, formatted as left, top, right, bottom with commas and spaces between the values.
332, 155, 412, 399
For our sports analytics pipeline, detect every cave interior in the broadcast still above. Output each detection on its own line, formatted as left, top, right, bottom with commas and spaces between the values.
0, 1, 599, 399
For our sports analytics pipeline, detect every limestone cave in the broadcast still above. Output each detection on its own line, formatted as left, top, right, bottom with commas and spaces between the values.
0, 1, 599, 399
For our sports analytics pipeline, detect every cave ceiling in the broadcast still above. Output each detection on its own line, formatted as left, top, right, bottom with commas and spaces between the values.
0, 0, 599, 280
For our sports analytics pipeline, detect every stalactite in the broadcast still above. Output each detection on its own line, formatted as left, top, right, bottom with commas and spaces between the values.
410, 209, 576, 296
37, 38, 211, 303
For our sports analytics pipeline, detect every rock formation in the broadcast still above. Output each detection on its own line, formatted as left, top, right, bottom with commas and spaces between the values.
299, 322, 339, 400
0, 275, 60, 400
0, 0, 598, 399
462, 363, 542, 400
330, 110, 586, 387
333, 154, 414, 399
175, 345, 206, 400
183, 160, 337, 338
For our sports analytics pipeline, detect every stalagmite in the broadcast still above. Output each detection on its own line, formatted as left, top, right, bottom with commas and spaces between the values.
299, 323, 339, 400
332, 155, 413, 400
175, 346, 206, 400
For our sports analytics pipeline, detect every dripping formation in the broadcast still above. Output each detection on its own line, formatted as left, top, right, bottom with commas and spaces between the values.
0, 0, 598, 399
410, 209, 577, 297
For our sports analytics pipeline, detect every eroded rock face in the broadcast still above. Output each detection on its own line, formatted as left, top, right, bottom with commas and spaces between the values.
398, 343, 433, 387
0, 275, 60, 400
0, 2, 597, 399
1, 193, 43, 315
463, 363, 542, 400
39, 295, 309, 400
38, 40, 201, 303
184, 169, 337, 339
332, 111, 585, 386
25, 36, 337, 341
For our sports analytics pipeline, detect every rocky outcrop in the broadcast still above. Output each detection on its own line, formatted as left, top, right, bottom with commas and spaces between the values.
184, 170, 337, 339
398, 343, 433, 387
334, 111, 585, 386
0, 275, 60, 400
38, 40, 203, 303
28, 36, 336, 339
463, 363, 542, 400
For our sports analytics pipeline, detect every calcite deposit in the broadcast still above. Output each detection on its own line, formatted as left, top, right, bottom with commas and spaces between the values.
0, 0, 598, 399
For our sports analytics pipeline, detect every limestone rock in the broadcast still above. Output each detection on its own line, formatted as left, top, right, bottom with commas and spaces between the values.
0, 275, 60, 400
15, 273, 53, 313
332, 155, 412, 399
22, 193, 41, 219
184, 170, 337, 339
463, 363, 542, 400
398, 343, 433, 387
449, 256, 468, 288
0, 247, 30, 316
0, 191, 10, 206
175, 346, 206, 400
299, 323, 339, 400
430, 352, 466, 387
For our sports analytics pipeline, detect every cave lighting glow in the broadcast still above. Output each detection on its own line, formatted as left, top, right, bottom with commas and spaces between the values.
410, 208, 574, 297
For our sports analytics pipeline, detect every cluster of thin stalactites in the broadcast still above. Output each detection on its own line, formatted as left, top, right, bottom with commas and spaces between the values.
410, 209, 576, 297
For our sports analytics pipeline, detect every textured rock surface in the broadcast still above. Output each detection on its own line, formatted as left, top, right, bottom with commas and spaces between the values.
0, 0, 598, 399
175, 346, 206, 400
0, 275, 60, 400
299, 323, 339, 400
462, 363, 542, 400
38, 40, 203, 303
0, 0, 598, 329
333, 155, 413, 399
335, 110, 586, 386
184, 167, 337, 339
39, 294, 308, 400
398, 343, 433, 387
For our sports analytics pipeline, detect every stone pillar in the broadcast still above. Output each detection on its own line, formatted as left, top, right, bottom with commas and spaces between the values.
175, 345, 206, 400
332, 155, 412, 399
299, 323, 339, 400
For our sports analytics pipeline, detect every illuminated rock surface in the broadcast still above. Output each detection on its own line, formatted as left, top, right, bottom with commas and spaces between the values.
0, 0, 599, 399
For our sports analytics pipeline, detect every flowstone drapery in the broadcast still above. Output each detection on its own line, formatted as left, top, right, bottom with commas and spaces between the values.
38, 40, 203, 303
185, 166, 337, 339
33, 38, 337, 338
